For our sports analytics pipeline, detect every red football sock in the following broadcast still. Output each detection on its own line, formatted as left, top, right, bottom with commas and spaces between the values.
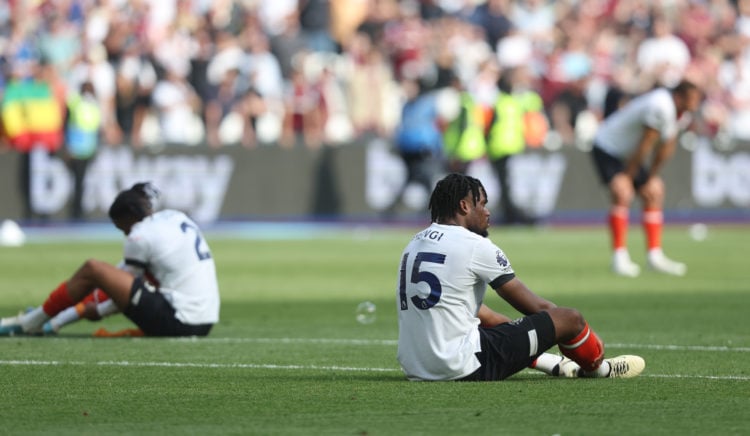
559, 322, 605, 372
608, 206, 629, 250
42, 282, 76, 317
94, 289, 109, 303
643, 208, 663, 251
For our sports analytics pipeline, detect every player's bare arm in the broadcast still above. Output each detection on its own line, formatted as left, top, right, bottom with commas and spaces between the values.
648, 135, 677, 178
494, 277, 557, 315
477, 304, 512, 327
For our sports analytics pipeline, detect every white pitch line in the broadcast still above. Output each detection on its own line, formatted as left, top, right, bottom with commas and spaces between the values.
0, 359, 747, 381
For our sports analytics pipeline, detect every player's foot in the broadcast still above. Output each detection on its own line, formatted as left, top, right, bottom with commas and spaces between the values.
648, 251, 686, 276
42, 321, 58, 336
604, 355, 645, 378
556, 357, 582, 378
0, 315, 24, 336
612, 251, 641, 277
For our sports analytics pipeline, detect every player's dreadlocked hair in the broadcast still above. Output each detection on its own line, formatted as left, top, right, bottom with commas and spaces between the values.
108, 182, 160, 222
428, 173, 486, 223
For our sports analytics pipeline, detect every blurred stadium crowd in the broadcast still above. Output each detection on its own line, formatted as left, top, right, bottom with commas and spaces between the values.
1, 0, 749, 152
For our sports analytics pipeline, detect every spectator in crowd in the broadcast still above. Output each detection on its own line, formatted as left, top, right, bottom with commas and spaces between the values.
151, 64, 202, 146
636, 12, 691, 89
242, 28, 286, 145
68, 43, 119, 145
299, 0, 338, 53
280, 59, 325, 149
113, 38, 157, 148
188, 26, 218, 133
3, 0, 750, 154
1, 61, 64, 221
270, 10, 310, 80
204, 67, 249, 148
381, 1, 434, 82
340, 30, 398, 137
469, 0, 513, 49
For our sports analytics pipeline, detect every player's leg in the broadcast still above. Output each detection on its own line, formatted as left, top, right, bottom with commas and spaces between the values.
639, 176, 686, 276
592, 147, 640, 277
608, 173, 640, 277
43, 289, 118, 334
477, 305, 574, 377
547, 307, 645, 378
16, 260, 134, 333
462, 312, 560, 381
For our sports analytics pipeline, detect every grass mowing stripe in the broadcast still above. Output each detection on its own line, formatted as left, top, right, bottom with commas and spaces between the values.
1, 359, 748, 381
0, 359, 402, 372
5, 336, 749, 352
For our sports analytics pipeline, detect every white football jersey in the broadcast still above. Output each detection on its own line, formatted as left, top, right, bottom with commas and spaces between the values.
396, 223, 515, 381
595, 87, 678, 158
123, 209, 220, 325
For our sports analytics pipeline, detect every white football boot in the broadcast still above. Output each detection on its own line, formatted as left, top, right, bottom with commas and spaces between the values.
647, 250, 687, 276
0, 315, 24, 336
612, 249, 641, 277
603, 355, 646, 378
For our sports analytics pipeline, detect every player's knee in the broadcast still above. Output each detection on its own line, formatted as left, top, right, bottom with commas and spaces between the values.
81, 259, 103, 274
548, 307, 586, 340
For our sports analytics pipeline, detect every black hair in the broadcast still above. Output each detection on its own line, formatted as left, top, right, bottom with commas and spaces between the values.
670, 80, 699, 97
108, 182, 159, 222
428, 173, 486, 223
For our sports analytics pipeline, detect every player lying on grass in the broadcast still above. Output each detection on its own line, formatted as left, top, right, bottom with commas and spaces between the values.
0, 182, 220, 337
396, 173, 645, 380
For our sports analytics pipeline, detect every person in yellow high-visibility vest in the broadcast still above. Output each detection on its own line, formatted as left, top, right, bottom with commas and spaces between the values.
442, 78, 487, 174
64, 81, 102, 220
486, 66, 548, 225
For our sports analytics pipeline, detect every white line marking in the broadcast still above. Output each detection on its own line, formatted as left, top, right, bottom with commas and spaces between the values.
0, 360, 747, 381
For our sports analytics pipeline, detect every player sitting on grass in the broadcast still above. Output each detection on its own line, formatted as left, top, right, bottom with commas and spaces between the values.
396, 173, 645, 380
0, 182, 220, 337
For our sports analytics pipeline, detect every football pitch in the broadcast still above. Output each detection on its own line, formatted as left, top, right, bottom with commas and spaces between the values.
0, 223, 748, 435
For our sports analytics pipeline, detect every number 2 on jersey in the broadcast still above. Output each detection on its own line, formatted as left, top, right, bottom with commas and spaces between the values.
180, 222, 212, 261
399, 252, 446, 310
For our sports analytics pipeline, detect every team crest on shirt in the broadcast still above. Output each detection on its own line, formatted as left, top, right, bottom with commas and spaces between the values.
495, 250, 508, 267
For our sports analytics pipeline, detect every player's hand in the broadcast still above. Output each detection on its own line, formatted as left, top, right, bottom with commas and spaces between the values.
81, 302, 103, 321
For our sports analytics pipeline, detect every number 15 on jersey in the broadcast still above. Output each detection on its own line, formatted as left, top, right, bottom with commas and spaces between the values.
399, 252, 446, 311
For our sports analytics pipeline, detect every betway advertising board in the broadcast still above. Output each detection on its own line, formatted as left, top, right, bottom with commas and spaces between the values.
0, 137, 748, 223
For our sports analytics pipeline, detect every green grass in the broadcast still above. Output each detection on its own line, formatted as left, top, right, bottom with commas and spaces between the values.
1, 224, 748, 435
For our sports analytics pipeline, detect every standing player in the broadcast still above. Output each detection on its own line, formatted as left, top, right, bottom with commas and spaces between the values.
0, 182, 220, 337
592, 80, 702, 277
396, 173, 645, 381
